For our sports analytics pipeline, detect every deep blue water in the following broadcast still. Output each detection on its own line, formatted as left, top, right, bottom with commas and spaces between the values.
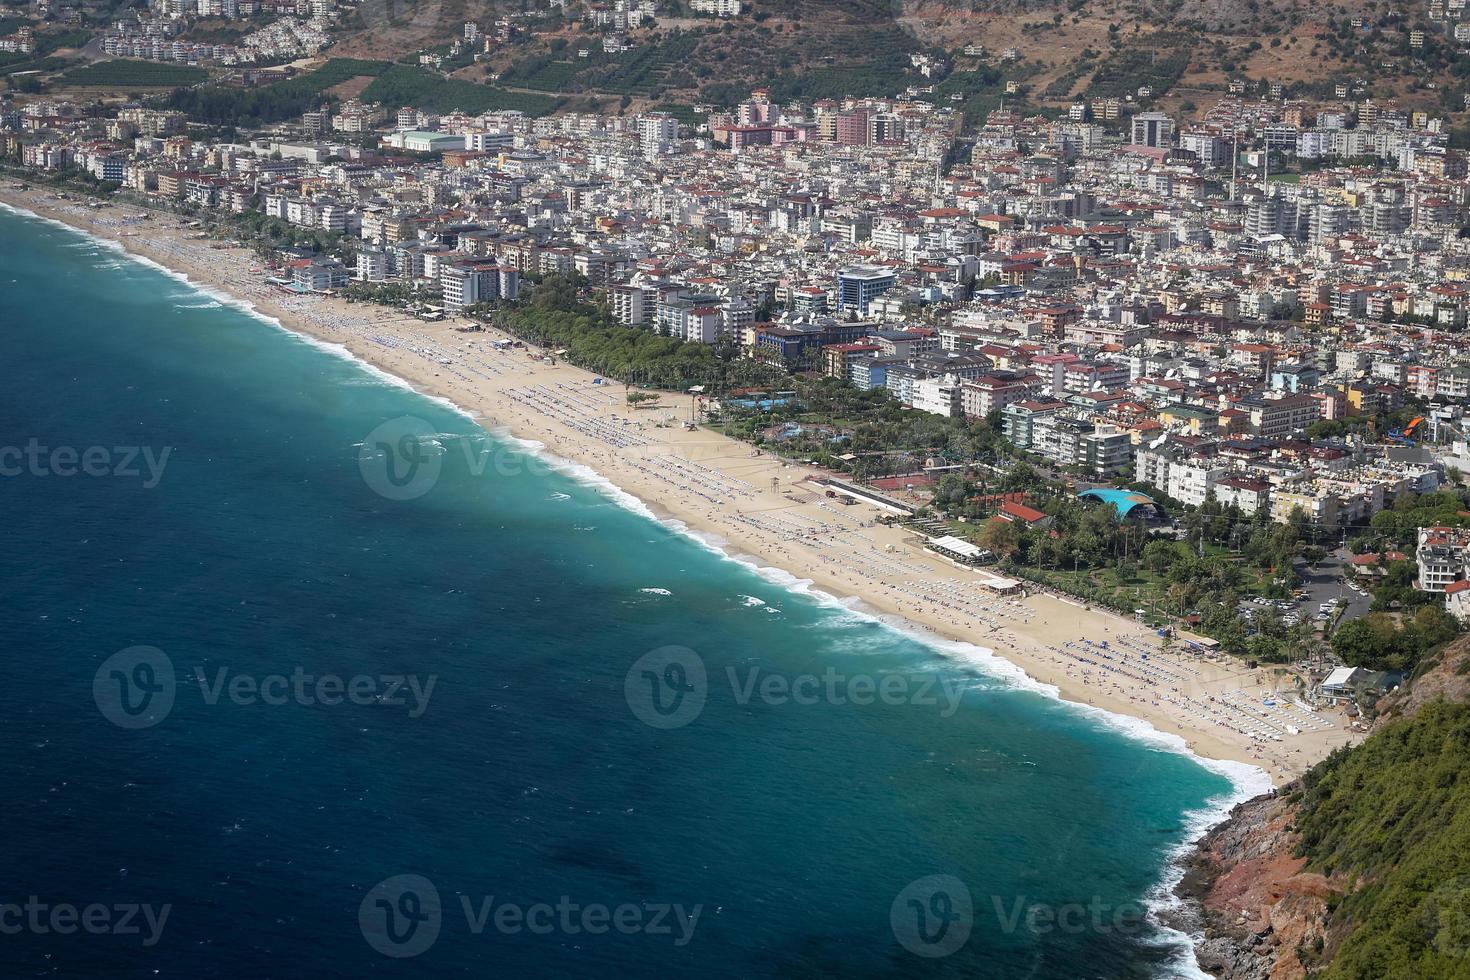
1, 204, 1244, 978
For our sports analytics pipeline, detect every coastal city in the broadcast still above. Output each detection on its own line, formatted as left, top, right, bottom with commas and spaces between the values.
11, 63, 1470, 682
7, 0, 1470, 976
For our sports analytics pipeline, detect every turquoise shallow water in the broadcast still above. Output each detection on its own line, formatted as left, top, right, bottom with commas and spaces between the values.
1, 204, 1249, 978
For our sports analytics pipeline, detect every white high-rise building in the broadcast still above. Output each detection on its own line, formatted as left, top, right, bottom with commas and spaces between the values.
356, 247, 388, 283
637, 113, 679, 157
1130, 111, 1174, 148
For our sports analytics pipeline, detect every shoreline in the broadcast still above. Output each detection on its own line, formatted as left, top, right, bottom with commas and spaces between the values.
0, 187, 1359, 794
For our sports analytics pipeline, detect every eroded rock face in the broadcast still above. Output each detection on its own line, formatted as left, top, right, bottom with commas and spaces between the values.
1179, 645, 1470, 977
1177, 792, 1332, 980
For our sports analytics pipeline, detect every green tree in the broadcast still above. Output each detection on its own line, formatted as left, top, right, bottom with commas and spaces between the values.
1142, 539, 1176, 575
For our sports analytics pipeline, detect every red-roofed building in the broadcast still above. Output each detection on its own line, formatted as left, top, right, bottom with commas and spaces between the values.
997, 501, 1051, 526
1446, 579, 1470, 621
1349, 550, 1409, 576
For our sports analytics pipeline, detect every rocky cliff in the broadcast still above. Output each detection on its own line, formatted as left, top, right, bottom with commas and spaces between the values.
1176, 641, 1470, 979
1176, 790, 1329, 980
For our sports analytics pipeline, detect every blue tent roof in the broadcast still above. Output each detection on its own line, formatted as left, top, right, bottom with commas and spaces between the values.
1079, 488, 1157, 517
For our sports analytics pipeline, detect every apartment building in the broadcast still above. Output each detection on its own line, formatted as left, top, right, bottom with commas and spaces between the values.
1417, 526, 1470, 592
1244, 393, 1322, 439
288, 256, 349, 292
836, 265, 898, 314
440, 258, 517, 313
610, 283, 656, 325
1002, 401, 1065, 450
959, 375, 1031, 419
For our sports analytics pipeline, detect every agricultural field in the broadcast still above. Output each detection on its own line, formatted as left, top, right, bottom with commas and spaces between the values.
291, 57, 393, 91
163, 58, 392, 126
581, 32, 704, 97
496, 56, 582, 93
360, 65, 560, 115
59, 60, 209, 88
652, 102, 706, 127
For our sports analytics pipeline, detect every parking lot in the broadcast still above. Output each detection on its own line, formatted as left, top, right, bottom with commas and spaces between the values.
1235, 552, 1371, 634
1296, 552, 1373, 625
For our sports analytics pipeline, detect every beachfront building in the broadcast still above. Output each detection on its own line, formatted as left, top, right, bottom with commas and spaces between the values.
1026, 416, 1132, 476
289, 256, 348, 292
356, 246, 389, 283
1002, 401, 1065, 450
959, 375, 1030, 419
657, 295, 727, 343
440, 259, 520, 313
610, 283, 655, 326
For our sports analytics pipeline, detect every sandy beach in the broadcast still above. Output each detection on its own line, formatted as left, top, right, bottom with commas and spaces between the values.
3, 186, 1361, 785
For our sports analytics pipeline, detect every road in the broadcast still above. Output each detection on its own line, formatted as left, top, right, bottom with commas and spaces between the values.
1295, 551, 1372, 626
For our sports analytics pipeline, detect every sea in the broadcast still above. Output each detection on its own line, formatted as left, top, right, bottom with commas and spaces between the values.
1, 203, 1266, 978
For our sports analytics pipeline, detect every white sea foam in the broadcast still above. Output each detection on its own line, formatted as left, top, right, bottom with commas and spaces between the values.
513, 438, 662, 523
1141, 757, 1275, 979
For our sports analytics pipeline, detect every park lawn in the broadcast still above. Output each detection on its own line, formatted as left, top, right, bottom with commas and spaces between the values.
1005, 537, 1274, 627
